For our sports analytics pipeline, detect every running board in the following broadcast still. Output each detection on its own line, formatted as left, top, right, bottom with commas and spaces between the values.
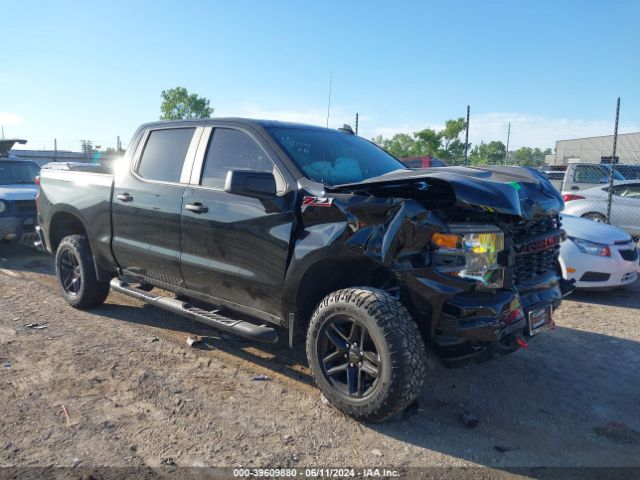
109, 278, 278, 343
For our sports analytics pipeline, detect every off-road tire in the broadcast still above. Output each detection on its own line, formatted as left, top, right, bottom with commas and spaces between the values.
582, 212, 607, 223
306, 287, 427, 422
55, 234, 110, 309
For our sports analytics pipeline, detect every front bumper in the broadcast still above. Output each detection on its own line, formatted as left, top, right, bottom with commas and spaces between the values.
560, 240, 640, 289
0, 215, 37, 244
401, 270, 571, 367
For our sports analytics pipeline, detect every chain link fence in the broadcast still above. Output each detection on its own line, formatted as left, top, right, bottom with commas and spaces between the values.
547, 130, 640, 241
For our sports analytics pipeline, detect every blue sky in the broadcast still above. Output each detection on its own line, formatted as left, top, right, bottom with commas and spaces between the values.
2, 0, 639, 151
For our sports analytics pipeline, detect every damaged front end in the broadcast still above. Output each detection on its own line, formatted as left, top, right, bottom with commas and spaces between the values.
310, 166, 575, 367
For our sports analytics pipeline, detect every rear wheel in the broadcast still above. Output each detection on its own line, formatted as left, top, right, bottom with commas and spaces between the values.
306, 287, 427, 422
55, 235, 110, 309
582, 212, 607, 223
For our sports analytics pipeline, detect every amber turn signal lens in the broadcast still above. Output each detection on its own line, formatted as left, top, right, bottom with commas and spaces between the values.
432, 233, 460, 249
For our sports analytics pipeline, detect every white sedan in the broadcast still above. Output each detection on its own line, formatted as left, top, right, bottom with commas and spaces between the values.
559, 214, 639, 289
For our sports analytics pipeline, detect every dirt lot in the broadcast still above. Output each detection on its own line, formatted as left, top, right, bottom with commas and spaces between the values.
1, 244, 639, 472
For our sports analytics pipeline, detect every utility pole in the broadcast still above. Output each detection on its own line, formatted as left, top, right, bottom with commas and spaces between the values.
355, 113, 359, 136
463, 105, 470, 165
54, 138, 58, 161
117, 135, 122, 153
606, 97, 620, 224
1, 126, 4, 139
504, 122, 511, 165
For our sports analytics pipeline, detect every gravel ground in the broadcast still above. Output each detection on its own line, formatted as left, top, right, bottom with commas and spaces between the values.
1, 244, 639, 472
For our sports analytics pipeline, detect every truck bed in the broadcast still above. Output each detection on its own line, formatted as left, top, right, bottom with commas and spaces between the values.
37, 163, 115, 277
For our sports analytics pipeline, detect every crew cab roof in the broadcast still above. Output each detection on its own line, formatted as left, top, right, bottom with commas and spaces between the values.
137, 118, 338, 132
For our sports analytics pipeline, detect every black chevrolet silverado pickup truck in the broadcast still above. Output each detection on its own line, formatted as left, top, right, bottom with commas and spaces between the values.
37, 119, 573, 421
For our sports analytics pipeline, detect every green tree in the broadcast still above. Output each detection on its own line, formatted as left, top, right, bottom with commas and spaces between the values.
384, 133, 415, 158
469, 141, 506, 165
413, 128, 442, 156
441, 118, 466, 150
160, 86, 213, 120
80, 140, 97, 154
509, 147, 548, 167
512, 146, 533, 165
442, 139, 467, 164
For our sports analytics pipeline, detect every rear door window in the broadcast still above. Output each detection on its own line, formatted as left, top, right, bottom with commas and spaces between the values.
137, 128, 196, 183
573, 165, 606, 184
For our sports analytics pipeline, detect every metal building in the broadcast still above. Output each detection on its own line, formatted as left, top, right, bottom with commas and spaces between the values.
546, 132, 640, 166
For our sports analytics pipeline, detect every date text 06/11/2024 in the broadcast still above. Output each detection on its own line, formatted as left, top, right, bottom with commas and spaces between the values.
232, 468, 400, 478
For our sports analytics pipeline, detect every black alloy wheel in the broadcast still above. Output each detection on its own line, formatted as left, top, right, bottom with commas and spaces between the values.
58, 248, 82, 296
317, 316, 381, 399
55, 234, 111, 309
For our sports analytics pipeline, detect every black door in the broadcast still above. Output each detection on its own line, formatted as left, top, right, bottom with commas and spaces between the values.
180, 127, 294, 319
111, 127, 196, 286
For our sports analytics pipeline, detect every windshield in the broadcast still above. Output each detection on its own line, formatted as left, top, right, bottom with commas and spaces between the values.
0, 161, 40, 185
602, 164, 626, 181
267, 128, 406, 185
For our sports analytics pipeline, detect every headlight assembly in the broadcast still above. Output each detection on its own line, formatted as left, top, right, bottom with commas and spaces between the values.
432, 226, 505, 288
570, 237, 611, 257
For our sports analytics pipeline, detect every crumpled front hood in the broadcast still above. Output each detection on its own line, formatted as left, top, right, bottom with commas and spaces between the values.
330, 165, 564, 220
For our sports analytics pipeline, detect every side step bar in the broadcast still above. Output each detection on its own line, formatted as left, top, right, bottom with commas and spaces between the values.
110, 278, 278, 343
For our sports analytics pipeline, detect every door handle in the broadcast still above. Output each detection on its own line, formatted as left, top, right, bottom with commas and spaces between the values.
570, 186, 579, 191
116, 193, 133, 202
185, 202, 209, 214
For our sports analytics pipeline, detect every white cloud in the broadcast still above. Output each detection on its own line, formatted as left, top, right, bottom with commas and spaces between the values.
370, 123, 445, 139
370, 113, 640, 150
221, 102, 366, 131
0, 112, 23, 125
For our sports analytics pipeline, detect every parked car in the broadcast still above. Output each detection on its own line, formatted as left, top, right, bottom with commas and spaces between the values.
37, 119, 572, 421
400, 156, 447, 168
559, 214, 638, 289
562, 180, 640, 238
0, 139, 40, 244
541, 170, 565, 191
561, 163, 626, 191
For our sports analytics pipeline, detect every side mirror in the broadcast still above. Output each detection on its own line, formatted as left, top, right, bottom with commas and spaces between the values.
224, 170, 276, 199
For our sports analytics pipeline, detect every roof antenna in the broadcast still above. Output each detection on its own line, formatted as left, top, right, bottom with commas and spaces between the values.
321, 72, 333, 186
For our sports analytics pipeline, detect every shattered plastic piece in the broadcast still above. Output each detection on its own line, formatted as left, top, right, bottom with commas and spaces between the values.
186, 336, 202, 347
26, 323, 47, 330
3, 363, 11, 369
251, 375, 270, 381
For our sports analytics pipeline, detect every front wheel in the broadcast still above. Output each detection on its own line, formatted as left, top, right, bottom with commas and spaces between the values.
55, 234, 111, 309
306, 287, 427, 422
